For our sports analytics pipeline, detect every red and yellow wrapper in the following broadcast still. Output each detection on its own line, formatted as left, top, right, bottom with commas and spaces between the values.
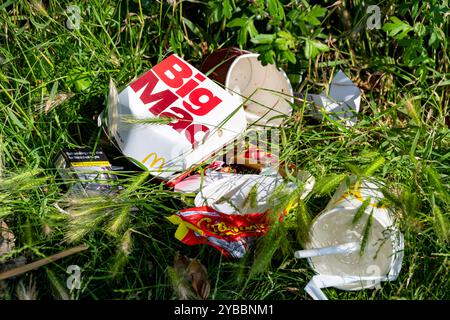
167, 206, 270, 258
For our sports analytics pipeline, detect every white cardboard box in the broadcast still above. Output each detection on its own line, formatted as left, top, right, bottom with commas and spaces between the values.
99, 54, 247, 179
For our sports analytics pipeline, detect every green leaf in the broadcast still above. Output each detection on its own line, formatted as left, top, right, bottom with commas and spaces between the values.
182, 17, 212, 43
0, 206, 12, 219
304, 38, 329, 59
47, 269, 71, 300
121, 172, 150, 197
226, 18, 247, 28
67, 67, 92, 92
363, 156, 385, 176
312, 173, 346, 196
237, 28, 248, 46
276, 39, 289, 52
246, 19, 258, 38
414, 22, 426, 37
352, 198, 371, 224
231, 18, 258, 46
344, 163, 363, 176
267, 0, 285, 21
429, 27, 445, 50
49, 80, 58, 101
6, 108, 26, 130
209, 0, 233, 23
429, 30, 439, 49
295, 200, 311, 245
360, 208, 374, 256
282, 50, 296, 63
267, 0, 278, 17
433, 204, 449, 243
251, 34, 276, 44
304, 5, 327, 26
222, 0, 233, 19
260, 49, 276, 65
276, 30, 296, 49
383, 17, 413, 40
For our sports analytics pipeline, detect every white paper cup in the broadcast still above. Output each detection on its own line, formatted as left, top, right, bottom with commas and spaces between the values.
298, 178, 404, 293
201, 48, 294, 126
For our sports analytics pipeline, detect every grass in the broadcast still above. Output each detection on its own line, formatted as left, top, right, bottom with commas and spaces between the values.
0, 0, 449, 300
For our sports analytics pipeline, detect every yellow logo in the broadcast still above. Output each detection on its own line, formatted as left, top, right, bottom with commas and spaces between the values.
142, 152, 165, 173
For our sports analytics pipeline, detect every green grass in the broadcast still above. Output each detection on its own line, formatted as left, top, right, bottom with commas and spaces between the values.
0, 0, 449, 300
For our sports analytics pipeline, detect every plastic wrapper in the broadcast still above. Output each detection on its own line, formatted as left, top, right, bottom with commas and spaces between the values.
55, 148, 121, 197
167, 206, 269, 258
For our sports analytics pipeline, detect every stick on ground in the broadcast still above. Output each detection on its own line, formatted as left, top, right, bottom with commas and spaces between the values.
0, 244, 88, 281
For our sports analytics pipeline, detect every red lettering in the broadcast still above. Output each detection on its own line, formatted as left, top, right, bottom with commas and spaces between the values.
160, 107, 193, 133
186, 88, 222, 116
130, 70, 178, 115
129, 56, 221, 146
195, 73, 206, 82
185, 124, 210, 148
175, 78, 199, 98
152, 55, 192, 88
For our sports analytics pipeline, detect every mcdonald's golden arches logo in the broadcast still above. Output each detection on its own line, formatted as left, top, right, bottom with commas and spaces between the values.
141, 152, 165, 173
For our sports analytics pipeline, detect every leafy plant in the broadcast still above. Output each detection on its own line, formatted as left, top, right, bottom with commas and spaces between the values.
382, 1, 449, 82
208, 0, 329, 65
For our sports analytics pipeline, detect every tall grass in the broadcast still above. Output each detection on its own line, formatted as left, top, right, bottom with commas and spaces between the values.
0, 0, 448, 300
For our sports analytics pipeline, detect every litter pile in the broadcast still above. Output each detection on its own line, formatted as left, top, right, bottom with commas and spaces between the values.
49, 48, 403, 299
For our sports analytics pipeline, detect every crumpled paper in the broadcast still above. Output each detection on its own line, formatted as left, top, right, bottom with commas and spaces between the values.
195, 171, 299, 215
175, 168, 315, 215
304, 70, 361, 127
170, 164, 315, 257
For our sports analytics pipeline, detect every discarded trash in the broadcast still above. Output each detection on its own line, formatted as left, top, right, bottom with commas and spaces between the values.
294, 242, 360, 259
0, 221, 15, 257
168, 206, 270, 258
170, 167, 315, 257
192, 169, 311, 215
173, 162, 235, 194
55, 148, 121, 197
233, 145, 279, 170
98, 54, 247, 179
302, 70, 361, 127
63, 49, 396, 300
295, 177, 404, 300
174, 142, 313, 195
201, 48, 294, 126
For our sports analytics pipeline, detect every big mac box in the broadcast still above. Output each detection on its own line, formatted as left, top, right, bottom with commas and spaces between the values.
98, 54, 247, 180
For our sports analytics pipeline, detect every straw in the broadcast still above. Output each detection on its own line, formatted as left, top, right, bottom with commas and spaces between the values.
294, 242, 359, 259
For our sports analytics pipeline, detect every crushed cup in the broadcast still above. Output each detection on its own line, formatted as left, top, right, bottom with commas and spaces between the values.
294, 177, 404, 299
